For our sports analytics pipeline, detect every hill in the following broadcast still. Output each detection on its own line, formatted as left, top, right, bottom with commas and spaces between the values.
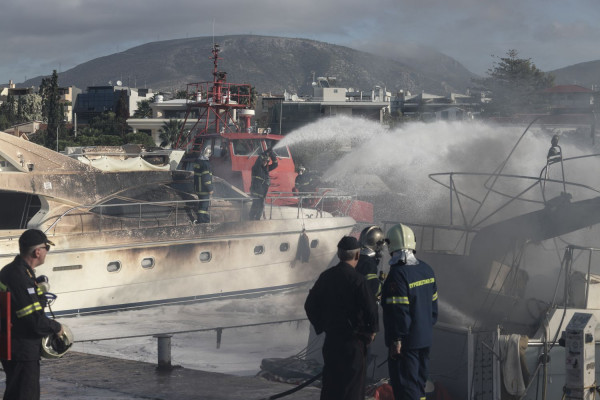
550, 60, 600, 89
22, 35, 477, 96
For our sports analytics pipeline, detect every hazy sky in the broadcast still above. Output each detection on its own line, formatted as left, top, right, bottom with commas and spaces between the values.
1, 0, 599, 85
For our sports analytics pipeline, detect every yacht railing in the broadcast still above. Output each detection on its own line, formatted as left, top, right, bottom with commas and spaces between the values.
44, 192, 356, 236
380, 220, 478, 256
562, 245, 600, 310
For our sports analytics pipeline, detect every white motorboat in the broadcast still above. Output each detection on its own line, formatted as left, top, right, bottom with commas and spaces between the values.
0, 133, 355, 316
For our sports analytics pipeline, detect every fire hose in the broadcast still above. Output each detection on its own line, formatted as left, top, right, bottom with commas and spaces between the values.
259, 371, 322, 400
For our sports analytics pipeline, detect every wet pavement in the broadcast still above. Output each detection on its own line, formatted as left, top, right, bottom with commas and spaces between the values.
0, 352, 321, 400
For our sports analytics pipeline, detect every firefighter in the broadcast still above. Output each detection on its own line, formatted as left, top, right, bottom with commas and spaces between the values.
0, 229, 63, 400
193, 147, 214, 223
381, 223, 438, 400
293, 165, 314, 209
304, 236, 379, 400
249, 149, 278, 220
293, 166, 313, 193
357, 225, 385, 302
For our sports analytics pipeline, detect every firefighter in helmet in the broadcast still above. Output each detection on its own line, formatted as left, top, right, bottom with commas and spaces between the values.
249, 149, 278, 220
294, 165, 314, 193
193, 146, 214, 223
356, 225, 385, 302
381, 223, 438, 400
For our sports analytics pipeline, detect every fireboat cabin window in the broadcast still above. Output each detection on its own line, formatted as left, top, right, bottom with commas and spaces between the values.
265, 140, 290, 158
280, 242, 289, 252
232, 139, 262, 156
254, 245, 265, 255
310, 239, 319, 249
107, 261, 122, 273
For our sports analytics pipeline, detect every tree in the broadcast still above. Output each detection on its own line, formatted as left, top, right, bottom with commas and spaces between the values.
473, 50, 555, 117
0, 94, 17, 128
159, 119, 183, 148
230, 85, 257, 108
175, 89, 189, 99
115, 90, 129, 137
133, 99, 153, 118
16, 94, 43, 123
39, 70, 63, 148
125, 132, 156, 148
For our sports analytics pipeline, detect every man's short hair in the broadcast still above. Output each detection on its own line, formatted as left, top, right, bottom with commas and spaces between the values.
337, 248, 359, 262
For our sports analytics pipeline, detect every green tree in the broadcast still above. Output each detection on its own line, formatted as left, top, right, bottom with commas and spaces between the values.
133, 99, 153, 118
0, 94, 17, 128
16, 94, 43, 123
39, 70, 64, 148
230, 85, 257, 108
159, 119, 183, 148
474, 50, 555, 117
125, 132, 156, 148
175, 89, 189, 99
115, 90, 129, 137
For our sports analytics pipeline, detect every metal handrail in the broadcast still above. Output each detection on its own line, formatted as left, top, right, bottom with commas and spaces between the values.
41, 193, 355, 237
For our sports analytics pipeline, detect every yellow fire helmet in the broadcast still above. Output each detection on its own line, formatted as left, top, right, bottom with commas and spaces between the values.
386, 223, 416, 253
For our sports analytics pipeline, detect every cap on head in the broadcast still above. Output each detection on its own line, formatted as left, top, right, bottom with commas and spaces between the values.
337, 236, 360, 251
19, 229, 54, 253
386, 224, 416, 253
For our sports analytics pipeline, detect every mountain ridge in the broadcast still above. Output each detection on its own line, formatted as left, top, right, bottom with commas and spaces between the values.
19, 35, 600, 95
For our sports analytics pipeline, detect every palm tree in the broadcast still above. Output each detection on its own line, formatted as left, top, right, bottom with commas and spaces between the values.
133, 100, 153, 118
159, 119, 183, 148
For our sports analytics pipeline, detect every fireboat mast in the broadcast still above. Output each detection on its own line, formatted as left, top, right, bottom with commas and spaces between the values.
175, 43, 253, 152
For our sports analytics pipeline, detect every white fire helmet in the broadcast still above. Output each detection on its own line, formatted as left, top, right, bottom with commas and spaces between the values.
386, 223, 416, 253
41, 323, 74, 359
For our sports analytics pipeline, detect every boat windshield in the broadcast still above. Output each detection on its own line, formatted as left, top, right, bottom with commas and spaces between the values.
232, 139, 262, 156
265, 139, 290, 158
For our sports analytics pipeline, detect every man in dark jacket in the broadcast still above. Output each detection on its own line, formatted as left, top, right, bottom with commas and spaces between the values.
381, 224, 438, 400
249, 150, 278, 220
304, 236, 379, 400
0, 229, 63, 400
193, 147, 214, 223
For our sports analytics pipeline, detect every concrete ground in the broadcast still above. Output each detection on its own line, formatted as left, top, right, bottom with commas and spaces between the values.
0, 352, 321, 400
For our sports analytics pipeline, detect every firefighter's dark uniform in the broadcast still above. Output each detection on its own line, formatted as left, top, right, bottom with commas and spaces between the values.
381, 257, 438, 400
193, 157, 214, 223
356, 253, 382, 302
304, 261, 379, 400
249, 152, 277, 220
0, 256, 61, 400
294, 172, 314, 208
294, 172, 313, 193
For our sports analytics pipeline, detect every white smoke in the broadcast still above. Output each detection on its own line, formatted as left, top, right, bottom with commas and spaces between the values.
278, 115, 600, 225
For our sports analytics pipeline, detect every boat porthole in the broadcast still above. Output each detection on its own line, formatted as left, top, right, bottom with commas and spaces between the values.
280, 242, 289, 252
310, 239, 319, 249
199, 251, 212, 262
254, 245, 265, 255
141, 258, 155, 269
107, 261, 121, 273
